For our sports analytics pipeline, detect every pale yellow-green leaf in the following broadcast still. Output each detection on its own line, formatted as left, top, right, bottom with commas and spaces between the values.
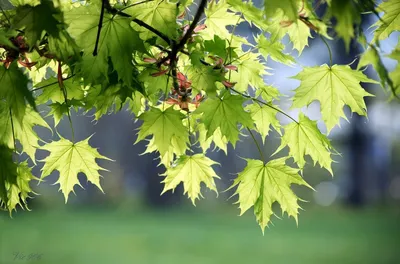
7, 162, 37, 213
372, 0, 400, 42
197, 124, 228, 154
328, 0, 361, 51
246, 103, 281, 144
257, 34, 295, 65
204, 0, 243, 39
143, 135, 188, 168
40, 137, 112, 202
136, 107, 188, 156
292, 64, 377, 132
264, 0, 299, 22
275, 113, 333, 173
255, 85, 281, 102
162, 154, 220, 204
15, 107, 51, 164
230, 52, 268, 92
125, 0, 178, 40
230, 158, 311, 232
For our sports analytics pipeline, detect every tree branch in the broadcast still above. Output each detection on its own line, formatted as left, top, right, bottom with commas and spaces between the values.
229, 87, 299, 124
175, 0, 207, 51
93, 0, 106, 56
157, 0, 207, 66
132, 18, 172, 44
93, 0, 174, 56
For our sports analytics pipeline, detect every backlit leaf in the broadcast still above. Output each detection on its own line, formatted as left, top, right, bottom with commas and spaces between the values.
292, 64, 377, 132
162, 154, 220, 204
40, 136, 112, 202
230, 157, 312, 232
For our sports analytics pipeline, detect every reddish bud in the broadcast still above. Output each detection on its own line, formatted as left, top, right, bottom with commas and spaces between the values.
222, 80, 237, 88
178, 10, 186, 19
166, 98, 179, 105
194, 24, 207, 33
224, 64, 238, 71
151, 69, 169, 77
143, 57, 157, 63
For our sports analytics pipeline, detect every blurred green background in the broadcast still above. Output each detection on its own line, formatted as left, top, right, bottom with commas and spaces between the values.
1, 204, 399, 264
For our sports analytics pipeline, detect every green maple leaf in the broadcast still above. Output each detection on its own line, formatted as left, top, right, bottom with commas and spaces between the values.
47, 30, 80, 61
204, 0, 243, 39
358, 46, 391, 91
267, 4, 329, 55
35, 76, 84, 104
388, 40, 400, 62
65, 5, 143, 86
14, 107, 51, 163
291, 64, 377, 132
139, 68, 171, 102
372, 0, 400, 42
390, 68, 400, 98
264, 0, 299, 23
255, 85, 280, 102
0, 62, 36, 124
257, 34, 295, 65
274, 113, 333, 173
245, 103, 281, 144
0, 29, 15, 49
143, 134, 188, 167
84, 85, 131, 120
389, 43, 400, 98
0, 147, 36, 214
328, 0, 361, 51
40, 136, 112, 202
0, 145, 18, 212
12, 0, 61, 47
230, 157, 312, 232
227, 0, 268, 30
136, 106, 188, 156
197, 124, 228, 154
194, 92, 253, 146
0, 101, 14, 149
8, 0, 39, 6
7, 162, 37, 213
204, 35, 227, 59
187, 64, 223, 95
127, 91, 146, 116
230, 52, 267, 92
47, 102, 69, 127
161, 154, 220, 205
125, 0, 178, 40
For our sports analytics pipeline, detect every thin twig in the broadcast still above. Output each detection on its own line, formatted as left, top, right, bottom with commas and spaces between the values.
58, 61, 75, 142
187, 112, 194, 147
31, 75, 76, 92
119, 0, 154, 12
9, 108, 17, 150
247, 128, 265, 162
320, 35, 332, 66
230, 87, 299, 124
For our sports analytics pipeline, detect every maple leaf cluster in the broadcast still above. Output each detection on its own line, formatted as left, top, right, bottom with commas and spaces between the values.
0, 0, 398, 232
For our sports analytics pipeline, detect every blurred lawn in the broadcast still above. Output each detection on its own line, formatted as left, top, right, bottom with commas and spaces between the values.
0, 206, 399, 264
